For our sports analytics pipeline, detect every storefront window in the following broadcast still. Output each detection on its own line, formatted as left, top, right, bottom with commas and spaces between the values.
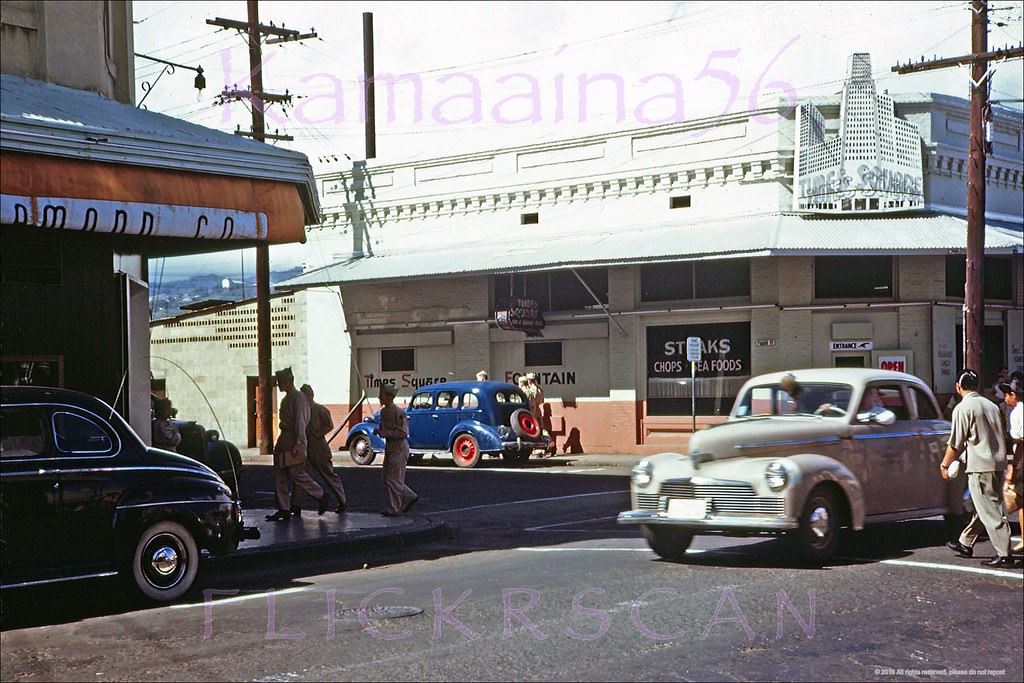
944, 255, 1013, 300
525, 341, 562, 367
381, 348, 414, 372
814, 255, 892, 299
493, 268, 607, 312
640, 259, 749, 302
645, 322, 751, 416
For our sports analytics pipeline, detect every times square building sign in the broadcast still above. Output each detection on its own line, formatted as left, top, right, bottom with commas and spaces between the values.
794, 54, 925, 214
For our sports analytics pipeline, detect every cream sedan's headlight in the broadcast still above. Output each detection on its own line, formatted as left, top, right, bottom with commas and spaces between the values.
765, 460, 789, 491
632, 460, 653, 488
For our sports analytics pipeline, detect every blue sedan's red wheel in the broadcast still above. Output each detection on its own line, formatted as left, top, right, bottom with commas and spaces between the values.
451, 434, 481, 468
510, 408, 540, 438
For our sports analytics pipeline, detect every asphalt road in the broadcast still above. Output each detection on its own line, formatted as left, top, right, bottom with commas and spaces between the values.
2, 458, 1022, 682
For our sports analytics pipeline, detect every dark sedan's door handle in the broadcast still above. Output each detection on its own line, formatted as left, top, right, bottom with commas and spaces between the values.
52, 482, 60, 490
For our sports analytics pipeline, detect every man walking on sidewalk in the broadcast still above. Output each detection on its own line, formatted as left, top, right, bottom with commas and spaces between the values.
373, 383, 418, 516
266, 367, 326, 522
941, 369, 1013, 567
299, 383, 348, 514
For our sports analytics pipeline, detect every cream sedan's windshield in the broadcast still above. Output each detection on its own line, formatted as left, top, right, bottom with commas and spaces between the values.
733, 382, 854, 418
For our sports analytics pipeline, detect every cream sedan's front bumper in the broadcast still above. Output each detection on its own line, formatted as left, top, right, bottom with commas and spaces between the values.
617, 509, 798, 531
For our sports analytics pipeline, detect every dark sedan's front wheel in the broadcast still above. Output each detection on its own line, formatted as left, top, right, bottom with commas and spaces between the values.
131, 521, 199, 602
642, 525, 694, 562
348, 434, 376, 466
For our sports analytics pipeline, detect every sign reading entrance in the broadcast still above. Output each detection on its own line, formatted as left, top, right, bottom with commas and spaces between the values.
830, 341, 872, 352
495, 297, 545, 337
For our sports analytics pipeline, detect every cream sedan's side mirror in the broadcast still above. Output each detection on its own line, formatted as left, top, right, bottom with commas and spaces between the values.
857, 408, 896, 425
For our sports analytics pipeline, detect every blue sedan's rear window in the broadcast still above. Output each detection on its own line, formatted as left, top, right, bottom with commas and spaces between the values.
494, 391, 525, 405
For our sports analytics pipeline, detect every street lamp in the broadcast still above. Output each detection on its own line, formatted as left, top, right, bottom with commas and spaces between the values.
134, 52, 206, 108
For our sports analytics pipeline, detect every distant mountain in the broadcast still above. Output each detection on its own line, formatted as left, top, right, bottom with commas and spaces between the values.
149, 268, 302, 320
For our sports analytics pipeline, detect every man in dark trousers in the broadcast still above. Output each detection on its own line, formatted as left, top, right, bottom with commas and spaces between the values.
299, 383, 348, 514
373, 383, 418, 516
941, 368, 1013, 567
265, 367, 326, 522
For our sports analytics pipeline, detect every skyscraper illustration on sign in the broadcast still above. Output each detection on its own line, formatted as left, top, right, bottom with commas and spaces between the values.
794, 53, 925, 213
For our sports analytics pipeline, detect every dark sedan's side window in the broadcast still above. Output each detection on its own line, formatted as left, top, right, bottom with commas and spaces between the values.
410, 393, 433, 410
52, 411, 114, 454
0, 406, 45, 459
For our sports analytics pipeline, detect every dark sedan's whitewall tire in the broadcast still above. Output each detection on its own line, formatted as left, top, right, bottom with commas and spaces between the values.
642, 525, 694, 561
131, 521, 199, 602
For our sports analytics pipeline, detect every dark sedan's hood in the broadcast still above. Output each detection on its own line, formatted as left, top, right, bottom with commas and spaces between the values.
145, 447, 222, 480
689, 416, 846, 461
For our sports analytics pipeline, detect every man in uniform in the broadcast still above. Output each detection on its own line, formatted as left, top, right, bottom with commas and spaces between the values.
941, 368, 1013, 567
297, 383, 348, 514
265, 367, 327, 522
373, 383, 418, 516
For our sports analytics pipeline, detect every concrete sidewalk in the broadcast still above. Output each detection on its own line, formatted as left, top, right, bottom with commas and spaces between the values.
232, 508, 446, 560
239, 448, 639, 469
225, 447, 634, 561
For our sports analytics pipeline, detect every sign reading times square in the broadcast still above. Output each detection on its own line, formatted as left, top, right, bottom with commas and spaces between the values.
794, 53, 924, 214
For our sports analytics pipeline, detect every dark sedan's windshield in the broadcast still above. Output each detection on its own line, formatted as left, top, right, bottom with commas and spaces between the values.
733, 382, 853, 418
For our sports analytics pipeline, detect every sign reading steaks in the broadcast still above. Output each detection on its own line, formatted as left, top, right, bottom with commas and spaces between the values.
495, 297, 545, 337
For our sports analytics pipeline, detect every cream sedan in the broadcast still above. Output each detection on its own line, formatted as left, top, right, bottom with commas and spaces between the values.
618, 368, 963, 563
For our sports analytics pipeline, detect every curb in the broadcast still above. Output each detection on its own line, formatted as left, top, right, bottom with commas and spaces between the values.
214, 516, 449, 566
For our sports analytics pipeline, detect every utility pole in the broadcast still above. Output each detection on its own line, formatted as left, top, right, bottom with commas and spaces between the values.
208, 2, 316, 454
892, 1, 1023, 374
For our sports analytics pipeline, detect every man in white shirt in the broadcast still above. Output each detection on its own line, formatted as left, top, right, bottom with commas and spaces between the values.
1001, 383, 1023, 553
940, 369, 1012, 567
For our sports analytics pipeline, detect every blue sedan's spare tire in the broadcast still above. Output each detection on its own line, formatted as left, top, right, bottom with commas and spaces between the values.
510, 408, 540, 438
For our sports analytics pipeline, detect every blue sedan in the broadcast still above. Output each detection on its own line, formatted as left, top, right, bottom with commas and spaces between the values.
345, 381, 548, 468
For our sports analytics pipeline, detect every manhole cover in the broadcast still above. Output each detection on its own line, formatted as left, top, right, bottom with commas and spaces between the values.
335, 605, 423, 620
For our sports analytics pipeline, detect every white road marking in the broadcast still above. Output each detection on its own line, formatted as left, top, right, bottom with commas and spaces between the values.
524, 515, 617, 531
434, 489, 625, 514
868, 558, 1023, 580
170, 586, 313, 610
517, 546, 706, 554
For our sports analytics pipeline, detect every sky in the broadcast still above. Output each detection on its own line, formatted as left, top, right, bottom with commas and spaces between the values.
131, 1, 1024, 279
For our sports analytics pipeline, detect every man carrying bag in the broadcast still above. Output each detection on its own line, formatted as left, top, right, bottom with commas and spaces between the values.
265, 367, 327, 521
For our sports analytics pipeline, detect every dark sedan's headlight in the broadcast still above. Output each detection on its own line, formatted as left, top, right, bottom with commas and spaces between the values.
765, 460, 789, 491
632, 460, 654, 488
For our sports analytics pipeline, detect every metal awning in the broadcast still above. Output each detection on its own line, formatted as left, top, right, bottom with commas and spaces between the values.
278, 212, 1024, 288
0, 74, 320, 248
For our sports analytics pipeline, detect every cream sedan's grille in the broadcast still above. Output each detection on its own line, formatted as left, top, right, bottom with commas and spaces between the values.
646, 480, 785, 516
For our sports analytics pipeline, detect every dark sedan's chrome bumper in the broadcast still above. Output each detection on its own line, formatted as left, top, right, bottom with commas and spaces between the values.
617, 509, 798, 531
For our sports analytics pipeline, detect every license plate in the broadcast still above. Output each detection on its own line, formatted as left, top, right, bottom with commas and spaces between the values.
666, 498, 708, 519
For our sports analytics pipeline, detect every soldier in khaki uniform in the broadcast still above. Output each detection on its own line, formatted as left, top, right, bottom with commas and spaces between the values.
940, 369, 1013, 567
265, 368, 326, 522
374, 384, 418, 516
298, 383, 348, 514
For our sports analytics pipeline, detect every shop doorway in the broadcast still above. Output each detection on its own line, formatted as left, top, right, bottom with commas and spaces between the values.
834, 354, 867, 368
955, 324, 1005, 388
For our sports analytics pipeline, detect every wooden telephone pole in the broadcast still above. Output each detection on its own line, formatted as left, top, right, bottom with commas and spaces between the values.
208, 2, 316, 454
892, 1, 1023, 374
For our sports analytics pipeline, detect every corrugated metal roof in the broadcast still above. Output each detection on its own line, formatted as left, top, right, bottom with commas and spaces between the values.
0, 74, 320, 223
278, 212, 1023, 289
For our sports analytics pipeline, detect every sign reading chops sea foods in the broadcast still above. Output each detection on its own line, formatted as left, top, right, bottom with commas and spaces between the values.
495, 297, 545, 337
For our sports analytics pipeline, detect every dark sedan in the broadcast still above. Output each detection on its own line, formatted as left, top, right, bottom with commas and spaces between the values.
1, 385, 256, 601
